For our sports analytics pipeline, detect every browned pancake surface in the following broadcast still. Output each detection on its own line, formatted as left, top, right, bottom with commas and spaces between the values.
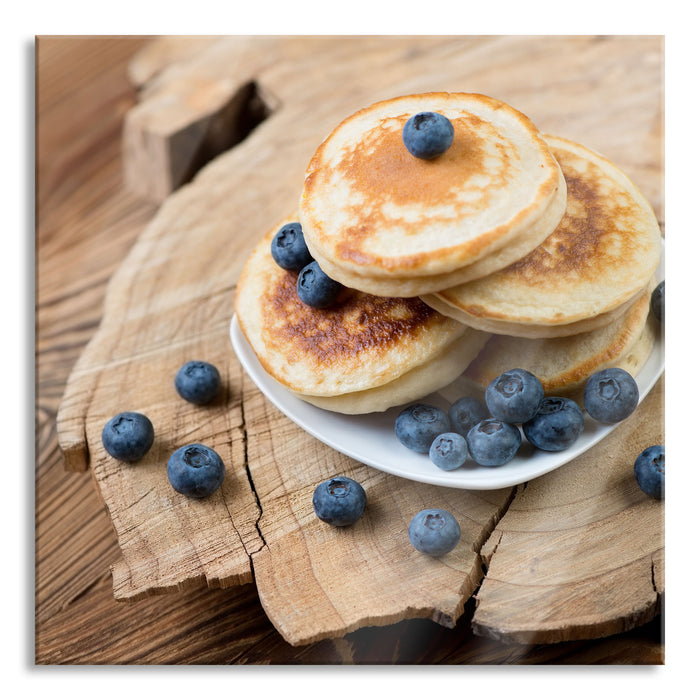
311, 110, 515, 269
234, 219, 469, 397
427, 135, 662, 333
262, 271, 442, 367
504, 152, 648, 288
300, 93, 564, 280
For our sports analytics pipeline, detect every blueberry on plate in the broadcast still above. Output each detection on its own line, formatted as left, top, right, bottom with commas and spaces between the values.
395, 403, 451, 454
523, 397, 584, 452
402, 112, 454, 159
408, 508, 461, 556
651, 280, 664, 324
312, 476, 367, 526
297, 260, 343, 308
583, 367, 639, 424
467, 418, 522, 467
634, 445, 664, 500
485, 368, 544, 424
175, 360, 222, 405
270, 221, 313, 272
429, 432, 470, 471
448, 396, 489, 439
167, 443, 225, 498
101, 411, 154, 462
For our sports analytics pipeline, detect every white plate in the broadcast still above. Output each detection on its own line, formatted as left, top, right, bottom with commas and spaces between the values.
231, 247, 664, 490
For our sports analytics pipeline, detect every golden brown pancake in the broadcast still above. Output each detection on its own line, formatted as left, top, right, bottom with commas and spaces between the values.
234, 217, 488, 413
305, 168, 567, 298
299, 92, 566, 296
461, 286, 656, 403
422, 135, 662, 337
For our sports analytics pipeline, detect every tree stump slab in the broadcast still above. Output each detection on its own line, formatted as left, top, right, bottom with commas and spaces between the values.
56, 35, 664, 647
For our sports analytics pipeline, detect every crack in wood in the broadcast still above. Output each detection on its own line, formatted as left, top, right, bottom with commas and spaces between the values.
471, 484, 520, 576
176, 80, 275, 191
238, 391, 267, 559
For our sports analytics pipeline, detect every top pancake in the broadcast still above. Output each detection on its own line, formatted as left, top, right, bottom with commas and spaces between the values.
234, 217, 486, 407
422, 135, 663, 337
298, 92, 565, 295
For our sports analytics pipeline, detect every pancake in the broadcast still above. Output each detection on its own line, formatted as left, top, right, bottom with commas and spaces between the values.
234, 217, 489, 414
299, 92, 566, 296
306, 166, 566, 298
460, 285, 656, 403
422, 135, 662, 337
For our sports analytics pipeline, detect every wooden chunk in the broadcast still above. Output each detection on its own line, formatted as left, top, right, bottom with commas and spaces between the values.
122, 36, 277, 203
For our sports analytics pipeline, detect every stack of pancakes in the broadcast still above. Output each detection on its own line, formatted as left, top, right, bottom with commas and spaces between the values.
234, 93, 662, 413
235, 221, 489, 414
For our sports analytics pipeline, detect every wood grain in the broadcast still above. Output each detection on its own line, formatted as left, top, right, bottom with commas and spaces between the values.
38, 35, 664, 663
36, 36, 159, 628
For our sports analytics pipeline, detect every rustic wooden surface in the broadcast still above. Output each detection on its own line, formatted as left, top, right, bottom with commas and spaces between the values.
37, 35, 664, 664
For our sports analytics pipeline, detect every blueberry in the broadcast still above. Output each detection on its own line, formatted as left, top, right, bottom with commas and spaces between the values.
175, 360, 221, 405
634, 445, 665, 500
429, 432, 469, 471
467, 419, 522, 467
485, 368, 544, 424
270, 222, 313, 272
395, 403, 451, 453
402, 112, 454, 159
583, 368, 639, 424
448, 396, 489, 439
101, 411, 154, 462
297, 260, 343, 308
523, 397, 584, 452
651, 280, 664, 323
167, 443, 226, 498
312, 476, 366, 526
408, 508, 461, 556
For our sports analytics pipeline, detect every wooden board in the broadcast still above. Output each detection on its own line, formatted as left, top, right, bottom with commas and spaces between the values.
56, 35, 665, 648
